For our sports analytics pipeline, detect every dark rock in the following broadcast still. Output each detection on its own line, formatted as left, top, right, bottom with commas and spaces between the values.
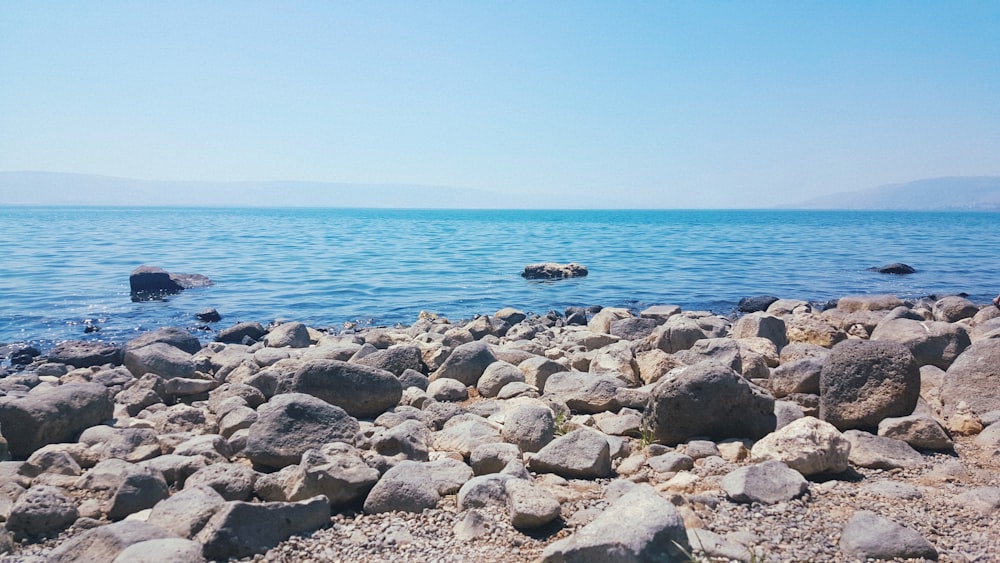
5, 484, 79, 538
47, 340, 123, 368
770, 356, 823, 398
215, 322, 266, 344
738, 295, 780, 313
196, 308, 222, 322
0, 382, 113, 459
279, 359, 402, 418
521, 262, 588, 280
819, 340, 920, 431
126, 327, 202, 355
430, 341, 497, 386
644, 361, 776, 445
5, 344, 41, 366
353, 345, 424, 376
130, 265, 212, 301
564, 307, 588, 325
869, 263, 916, 275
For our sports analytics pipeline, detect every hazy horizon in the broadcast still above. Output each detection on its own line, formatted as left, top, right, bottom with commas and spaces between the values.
2, 3, 998, 208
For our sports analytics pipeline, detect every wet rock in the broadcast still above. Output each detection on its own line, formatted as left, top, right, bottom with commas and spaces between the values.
869, 263, 916, 275
129, 265, 212, 299
521, 262, 588, 280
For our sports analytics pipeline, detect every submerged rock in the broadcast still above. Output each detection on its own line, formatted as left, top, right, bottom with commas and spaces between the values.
521, 262, 588, 280
130, 265, 212, 301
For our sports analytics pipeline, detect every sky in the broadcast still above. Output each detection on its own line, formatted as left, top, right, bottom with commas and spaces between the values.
1, 2, 998, 208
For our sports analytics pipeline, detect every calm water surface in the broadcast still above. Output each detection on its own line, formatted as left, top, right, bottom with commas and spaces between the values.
2, 207, 998, 348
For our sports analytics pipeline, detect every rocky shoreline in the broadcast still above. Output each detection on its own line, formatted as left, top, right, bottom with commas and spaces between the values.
1, 294, 999, 562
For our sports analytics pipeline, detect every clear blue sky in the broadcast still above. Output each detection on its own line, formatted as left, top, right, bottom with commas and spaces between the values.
1, 2, 997, 208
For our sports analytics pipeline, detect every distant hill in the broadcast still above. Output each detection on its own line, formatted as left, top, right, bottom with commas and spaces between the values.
789, 176, 1000, 211
0, 171, 615, 209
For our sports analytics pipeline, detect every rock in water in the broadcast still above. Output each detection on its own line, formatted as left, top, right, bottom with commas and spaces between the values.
521, 262, 588, 280
130, 265, 212, 301
869, 263, 916, 274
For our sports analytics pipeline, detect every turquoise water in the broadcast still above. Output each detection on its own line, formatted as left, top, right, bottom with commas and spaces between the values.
1, 207, 998, 348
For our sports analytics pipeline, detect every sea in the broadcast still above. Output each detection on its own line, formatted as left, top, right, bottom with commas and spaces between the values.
2, 207, 998, 351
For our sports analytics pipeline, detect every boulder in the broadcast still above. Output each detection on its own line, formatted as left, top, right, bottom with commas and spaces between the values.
837, 295, 906, 313
124, 343, 197, 379
0, 382, 113, 459
47, 521, 180, 563
505, 478, 561, 529
196, 496, 331, 560
75, 459, 169, 521
363, 460, 441, 514
353, 345, 424, 376
587, 307, 631, 335
184, 463, 258, 502
255, 443, 378, 506
673, 337, 742, 373
279, 359, 402, 418
870, 317, 971, 369
129, 265, 212, 298
819, 340, 920, 431
877, 414, 953, 450
432, 417, 502, 458
470, 443, 522, 475
126, 327, 202, 355
263, 322, 311, 348
721, 460, 809, 504
932, 295, 979, 322
644, 361, 776, 446
544, 371, 622, 414
839, 511, 938, 560
844, 430, 923, 470
426, 377, 469, 402
539, 484, 689, 562
46, 340, 123, 368
111, 538, 206, 563
869, 263, 916, 275
526, 428, 612, 478
457, 474, 514, 511
646, 316, 707, 353
369, 419, 430, 462
501, 404, 556, 453
738, 295, 779, 313
521, 262, 588, 280
5, 484, 78, 538
940, 338, 1000, 418
477, 361, 525, 397
750, 417, 851, 475
517, 357, 564, 392
785, 313, 847, 348
146, 485, 227, 538
244, 393, 360, 469
731, 312, 787, 350
430, 341, 497, 386
215, 322, 266, 344
769, 356, 823, 398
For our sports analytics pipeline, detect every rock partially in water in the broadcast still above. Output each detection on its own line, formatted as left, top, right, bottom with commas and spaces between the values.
130, 265, 212, 301
869, 263, 916, 275
521, 262, 588, 280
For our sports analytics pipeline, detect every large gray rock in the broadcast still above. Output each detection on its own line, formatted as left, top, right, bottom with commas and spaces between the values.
255, 443, 379, 506
517, 357, 565, 393
501, 404, 556, 453
46, 340, 123, 368
644, 361, 775, 446
244, 393, 360, 469
369, 419, 431, 462
279, 359, 402, 418
4, 484, 78, 538
839, 510, 938, 560
126, 327, 202, 355
477, 361, 526, 397
521, 262, 588, 280
111, 538, 206, 563
432, 416, 502, 458
539, 484, 689, 562
215, 322, 266, 344
750, 416, 851, 476
673, 337, 742, 373
544, 371, 622, 414
457, 474, 515, 511
871, 317, 971, 369
146, 485, 227, 538
75, 459, 169, 521
731, 312, 787, 350
646, 316, 707, 354
196, 496, 331, 560
0, 382, 113, 459
505, 478, 561, 529
844, 430, 923, 470
819, 340, 920, 431
263, 322, 311, 348
129, 265, 211, 297
184, 463, 258, 502
721, 460, 809, 504
877, 414, 953, 450
431, 341, 498, 386
932, 296, 979, 322
48, 521, 179, 563
124, 343, 197, 379
353, 345, 424, 376
769, 356, 823, 398
526, 428, 612, 478
941, 338, 1000, 418
610, 317, 661, 341
363, 460, 441, 514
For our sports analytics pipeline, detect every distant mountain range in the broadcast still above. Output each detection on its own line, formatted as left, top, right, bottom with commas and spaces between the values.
787, 176, 1000, 211
0, 171, 616, 209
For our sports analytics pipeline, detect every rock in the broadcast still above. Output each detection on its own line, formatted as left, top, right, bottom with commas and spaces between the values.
129, 265, 212, 298
731, 312, 787, 349
426, 377, 469, 402
5, 484, 78, 538
75, 459, 169, 521
871, 317, 971, 369
954, 487, 1000, 515
184, 463, 258, 501
111, 538, 206, 563
215, 322, 266, 344
457, 474, 514, 510
432, 416, 502, 458
640, 304, 681, 321
785, 313, 847, 348
256, 443, 379, 506
539, 484, 689, 562
932, 295, 979, 322
196, 495, 331, 560
477, 361, 525, 397
769, 356, 823, 398
126, 327, 202, 355
505, 478, 561, 529
0, 382, 113, 459
635, 349, 684, 385
673, 337, 742, 373
819, 339, 920, 431
363, 460, 441, 514
738, 295, 780, 313
517, 356, 564, 392
521, 262, 588, 280
353, 346, 424, 376
430, 341, 497, 386
941, 338, 1000, 418
501, 404, 556, 453
244, 393, 360, 469
146, 485, 226, 538
196, 308, 221, 323
595, 408, 643, 437
398, 368, 430, 391
47, 521, 180, 563
877, 414, 954, 450
844, 430, 923, 470
839, 510, 938, 560
721, 460, 809, 504
370, 419, 430, 462
263, 322, 311, 348
470, 443, 521, 475
544, 371, 622, 414
644, 361, 775, 446
425, 457, 475, 495
46, 340, 123, 368
609, 317, 660, 341
140, 455, 207, 488
279, 359, 402, 418
124, 343, 196, 379
526, 428, 612, 478
646, 316, 707, 353
647, 452, 694, 474
750, 416, 851, 475
869, 263, 916, 275
837, 295, 906, 313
